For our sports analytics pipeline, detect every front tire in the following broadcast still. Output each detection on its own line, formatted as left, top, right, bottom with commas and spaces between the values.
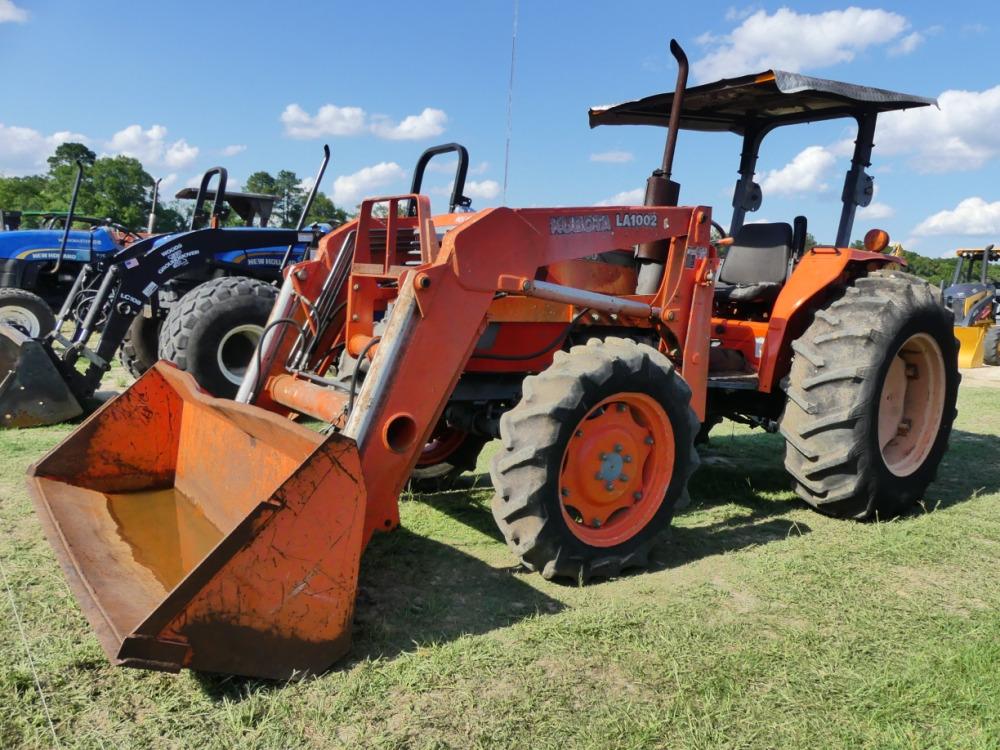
491, 337, 699, 582
158, 276, 277, 398
119, 315, 162, 379
984, 325, 1000, 366
409, 424, 488, 492
780, 270, 959, 519
0, 288, 55, 337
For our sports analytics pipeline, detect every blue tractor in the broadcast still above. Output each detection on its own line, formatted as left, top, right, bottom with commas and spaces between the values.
0, 149, 333, 425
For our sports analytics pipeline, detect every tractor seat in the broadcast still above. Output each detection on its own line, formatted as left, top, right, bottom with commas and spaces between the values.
713, 222, 794, 305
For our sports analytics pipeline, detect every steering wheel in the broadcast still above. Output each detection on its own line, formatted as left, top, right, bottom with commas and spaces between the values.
104, 221, 143, 244
710, 220, 729, 243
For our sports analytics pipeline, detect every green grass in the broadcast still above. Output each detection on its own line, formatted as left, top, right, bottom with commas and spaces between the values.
2, 387, 1000, 749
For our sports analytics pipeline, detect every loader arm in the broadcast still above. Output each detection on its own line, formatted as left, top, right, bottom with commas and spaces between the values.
56, 228, 320, 396
275, 196, 714, 541
25, 195, 715, 678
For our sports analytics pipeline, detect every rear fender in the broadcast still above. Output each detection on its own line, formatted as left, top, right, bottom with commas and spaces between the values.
757, 248, 901, 392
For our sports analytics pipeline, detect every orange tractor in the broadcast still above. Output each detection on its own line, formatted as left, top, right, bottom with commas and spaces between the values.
28, 42, 958, 678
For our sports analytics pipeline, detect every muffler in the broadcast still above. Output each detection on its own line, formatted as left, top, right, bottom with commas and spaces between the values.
27, 362, 367, 679
0, 324, 83, 428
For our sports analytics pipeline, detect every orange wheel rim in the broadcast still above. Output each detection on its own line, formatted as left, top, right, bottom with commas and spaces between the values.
418, 425, 466, 466
878, 333, 946, 477
558, 392, 674, 547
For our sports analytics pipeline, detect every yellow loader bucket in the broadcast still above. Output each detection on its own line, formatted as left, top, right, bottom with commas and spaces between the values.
955, 325, 986, 368
27, 362, 367, 679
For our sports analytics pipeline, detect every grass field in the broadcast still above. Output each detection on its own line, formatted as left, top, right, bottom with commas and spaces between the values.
1, 384, 999, 749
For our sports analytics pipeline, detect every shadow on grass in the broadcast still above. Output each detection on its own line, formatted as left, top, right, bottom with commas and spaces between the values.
194, 528, 561, 701
194, 426, 993, 700
927, 429, 1000, 509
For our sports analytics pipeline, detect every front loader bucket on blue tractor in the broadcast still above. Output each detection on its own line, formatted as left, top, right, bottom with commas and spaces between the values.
0, 324, 83, 428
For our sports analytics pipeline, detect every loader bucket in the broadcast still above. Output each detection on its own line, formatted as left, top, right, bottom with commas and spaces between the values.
955, 325, 986, 368
27, 362, 367, 679
0, 324, 83, 428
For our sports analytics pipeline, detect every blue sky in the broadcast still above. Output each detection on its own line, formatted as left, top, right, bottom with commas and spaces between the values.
1, 0, 998, 255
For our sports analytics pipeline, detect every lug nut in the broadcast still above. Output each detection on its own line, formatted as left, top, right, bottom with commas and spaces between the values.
561, 487, 569, 497
592, 519, 602, 528
617, 403, 626, 412
614, 444, 623, 453
575, 430, 583, 437
623, 455, 632, 463
644, 436, 654, 445
619, 474, 628, 482
633, 491, 642, 501
599, 452, 607, 460
605, 482, 615, 491
595, 472, 603, 480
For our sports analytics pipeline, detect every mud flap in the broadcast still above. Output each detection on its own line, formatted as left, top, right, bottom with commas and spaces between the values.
27, 362, 367, 680
955, 325, 986, 369
0, 324, 82, 428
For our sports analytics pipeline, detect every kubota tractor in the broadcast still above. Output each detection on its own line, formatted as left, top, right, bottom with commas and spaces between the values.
945, 244, 998, 367
27, 42, 958, 679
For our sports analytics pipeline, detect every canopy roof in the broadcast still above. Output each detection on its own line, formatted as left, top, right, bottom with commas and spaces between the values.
589, 70, 936, 134
956, 247, 998, 259
174, 188, 277, 226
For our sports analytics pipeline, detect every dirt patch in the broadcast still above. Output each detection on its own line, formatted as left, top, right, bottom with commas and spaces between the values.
960, 366, 1000, 389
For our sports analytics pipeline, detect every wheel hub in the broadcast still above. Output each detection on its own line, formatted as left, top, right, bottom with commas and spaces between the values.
217, 324, 264, 386
0, 305, 41, 337
877, 332, 946, 477
559, 392, 675, 547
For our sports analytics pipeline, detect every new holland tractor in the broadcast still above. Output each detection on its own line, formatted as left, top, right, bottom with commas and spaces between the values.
26, 41, 958, 679
945, 244, 998, 367
0, 148, 332, 427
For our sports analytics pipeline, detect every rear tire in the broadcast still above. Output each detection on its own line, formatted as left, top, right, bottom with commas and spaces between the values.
158, 277, 277, 398
0, 288, 55, 337
780, 270, 959, 520
984, 325, 1000, 366
491, 337, 699, 582
119, 315, 161, 379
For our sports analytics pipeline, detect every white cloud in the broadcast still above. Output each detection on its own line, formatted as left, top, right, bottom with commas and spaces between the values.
913, 197, 1000, 236
595, 188, 645, 206
370, 108, 447, 140
724, 5, 757, 22
164, 139, 198, 169
221, 144, 247, 157
858, 201, 894, 220
281, 103, 367, 138
106, 124, 200, 169
331, 162, 406, 206
463, 180, 500, 201
0, 123, 88, 176
0, 0, 28, 23
157, 174, 179, 194
878, 85, 1000, 172
281, 103, 447, 141
693, 7, 910, 81
759, 145, 836, 196
888, 31, 924, 57
590, 150, 634, 163
857, 185, 894, 220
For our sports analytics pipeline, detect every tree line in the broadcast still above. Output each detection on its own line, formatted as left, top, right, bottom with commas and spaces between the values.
0, 142, 348, 232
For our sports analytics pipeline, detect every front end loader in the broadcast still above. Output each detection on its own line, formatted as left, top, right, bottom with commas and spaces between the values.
27, 41, 959, 679
944, 245, 998, 367
0, 156, 329, 428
